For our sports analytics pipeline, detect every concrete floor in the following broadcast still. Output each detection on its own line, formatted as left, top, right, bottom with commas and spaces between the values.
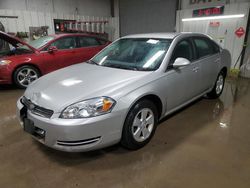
0, 78, 250, 188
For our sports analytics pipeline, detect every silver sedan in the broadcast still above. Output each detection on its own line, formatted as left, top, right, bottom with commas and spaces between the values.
17, 33, 231, 152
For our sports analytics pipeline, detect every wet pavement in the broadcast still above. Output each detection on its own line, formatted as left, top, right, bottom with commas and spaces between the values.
0, 78, 250, 188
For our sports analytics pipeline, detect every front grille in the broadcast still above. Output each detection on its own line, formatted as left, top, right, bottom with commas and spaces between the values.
21, 97, 54, 118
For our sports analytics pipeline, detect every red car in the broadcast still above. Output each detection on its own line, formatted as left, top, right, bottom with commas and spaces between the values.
0, 31, 110, 88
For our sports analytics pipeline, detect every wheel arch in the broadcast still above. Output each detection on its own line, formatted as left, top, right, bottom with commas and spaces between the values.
125, 93, 163, 121
120, 93, 164, 149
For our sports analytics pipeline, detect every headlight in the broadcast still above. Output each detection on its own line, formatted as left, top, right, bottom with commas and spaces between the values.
0, 60, 11, 66
60, 97, 116, 119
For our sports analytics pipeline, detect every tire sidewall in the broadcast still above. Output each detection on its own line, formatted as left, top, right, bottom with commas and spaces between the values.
207, 70, 226, 99
214, 71, 226, 97
122, 100, 158, 149
217, 73, 225, 96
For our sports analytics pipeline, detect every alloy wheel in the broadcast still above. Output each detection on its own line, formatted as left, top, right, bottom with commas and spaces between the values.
17, 68, 38, 87
132, 108, 155, 142
216, 74, 224, 95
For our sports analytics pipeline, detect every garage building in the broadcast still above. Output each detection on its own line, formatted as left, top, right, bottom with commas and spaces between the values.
0, 0, 250, 188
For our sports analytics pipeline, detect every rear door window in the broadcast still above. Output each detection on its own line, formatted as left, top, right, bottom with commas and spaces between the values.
98, 39, 108, 45
193, 37, 214, 58
209, 40, 220, 54
78, 37, 100, 48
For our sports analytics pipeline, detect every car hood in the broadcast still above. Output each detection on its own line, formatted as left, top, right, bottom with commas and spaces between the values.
24, 63, 152, 112
0, 31, 37, 51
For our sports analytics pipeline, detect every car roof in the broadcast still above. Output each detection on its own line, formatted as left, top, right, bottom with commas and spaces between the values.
122, 32, 210, 39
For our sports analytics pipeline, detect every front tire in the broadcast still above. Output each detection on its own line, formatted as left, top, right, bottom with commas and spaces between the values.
121, 100, 158, 150
207, 70, 226, 99
13, 65, 40, 89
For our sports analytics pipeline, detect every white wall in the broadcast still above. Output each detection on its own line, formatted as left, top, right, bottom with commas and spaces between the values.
0, 0, 111, 17
176, 2, 250, 69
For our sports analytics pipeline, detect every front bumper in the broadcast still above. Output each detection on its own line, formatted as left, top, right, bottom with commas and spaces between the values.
16, 99, 125, 152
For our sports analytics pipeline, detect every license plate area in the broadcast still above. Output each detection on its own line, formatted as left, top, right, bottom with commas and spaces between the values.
23, 118, 35, 134
23, 118, 45, 139
20, 106, 28, 122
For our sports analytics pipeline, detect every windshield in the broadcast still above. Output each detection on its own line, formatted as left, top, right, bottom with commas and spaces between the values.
28, 36, 55, 49
91, 38, 172, 71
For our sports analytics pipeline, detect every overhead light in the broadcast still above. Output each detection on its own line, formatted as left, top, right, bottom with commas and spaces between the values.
182, 14, 245, 22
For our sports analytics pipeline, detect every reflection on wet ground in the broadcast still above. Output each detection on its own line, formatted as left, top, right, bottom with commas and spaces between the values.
0, 78, 250, 188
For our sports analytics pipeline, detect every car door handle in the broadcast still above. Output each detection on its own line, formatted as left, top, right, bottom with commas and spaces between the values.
192, 67, 199, 72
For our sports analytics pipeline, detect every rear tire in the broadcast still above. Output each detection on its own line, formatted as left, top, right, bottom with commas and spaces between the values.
13, 65, 40, 89
206, 70, 226, 99
121, 100, 158, 150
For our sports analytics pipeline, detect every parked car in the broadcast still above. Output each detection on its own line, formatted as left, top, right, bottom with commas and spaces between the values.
17, 33, 231, 152
0, 31, 110, 88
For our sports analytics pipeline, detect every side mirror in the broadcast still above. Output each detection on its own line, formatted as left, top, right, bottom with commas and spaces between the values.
173, 57, 191, 68
48, 46, 58, 53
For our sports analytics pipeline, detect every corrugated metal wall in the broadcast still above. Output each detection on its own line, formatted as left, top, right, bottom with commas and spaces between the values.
0, 9, 119, 41
119, 0, 177, 36
0, 0, 111, 17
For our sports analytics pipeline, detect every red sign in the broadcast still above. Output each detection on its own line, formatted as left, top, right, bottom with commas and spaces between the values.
235, 27, 245, 38
193, 6, 224, 17
210, 22, 220, 27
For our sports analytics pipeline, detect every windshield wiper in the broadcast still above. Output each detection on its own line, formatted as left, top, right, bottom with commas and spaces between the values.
103, 64, 139, 71
103, 64, 155, 71
87, 59, 99, 65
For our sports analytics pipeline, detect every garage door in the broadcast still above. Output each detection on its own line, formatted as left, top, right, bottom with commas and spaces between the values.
119, 0, 177, 36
